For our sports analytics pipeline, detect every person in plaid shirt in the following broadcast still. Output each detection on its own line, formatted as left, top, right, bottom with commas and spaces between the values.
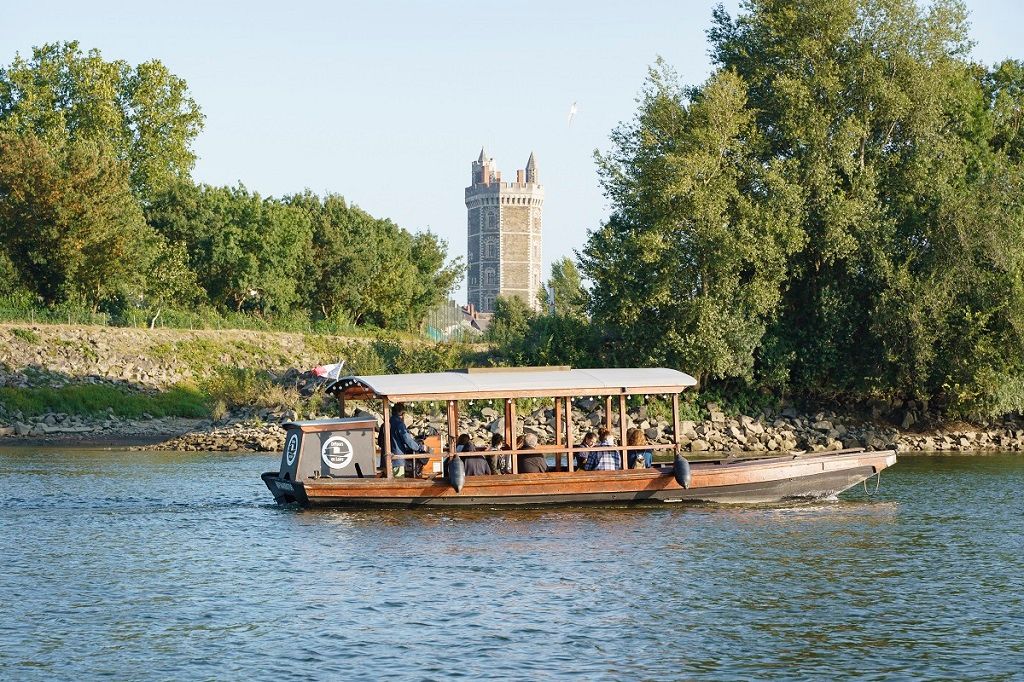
584, 428, 621, 471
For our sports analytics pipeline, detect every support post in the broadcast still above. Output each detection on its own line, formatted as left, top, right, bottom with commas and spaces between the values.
619, 393, 628, 470
382, 398, 392, 478
554, 397, 563, 470
604, 396, 613, 433
509, 399, 518, 474
338, 397, 346, 418
447, 400, 458, 456
566, 396, 575, 472
672, 393, 681, 456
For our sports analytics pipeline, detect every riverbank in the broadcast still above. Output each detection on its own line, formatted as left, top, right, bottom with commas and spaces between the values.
4, 399, 1023, 456
3, 323, 1023, 454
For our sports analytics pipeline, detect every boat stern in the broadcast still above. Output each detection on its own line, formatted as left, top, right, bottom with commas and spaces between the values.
262, 471, 307, 505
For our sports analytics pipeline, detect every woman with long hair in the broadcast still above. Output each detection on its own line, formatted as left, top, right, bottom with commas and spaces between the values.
627, 428, 653, 469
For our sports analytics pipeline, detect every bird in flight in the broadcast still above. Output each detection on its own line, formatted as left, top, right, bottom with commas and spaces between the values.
567, 101, 578, 127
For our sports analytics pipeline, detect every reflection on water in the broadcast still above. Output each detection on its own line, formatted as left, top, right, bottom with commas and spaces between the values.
1, 449, 1022, 680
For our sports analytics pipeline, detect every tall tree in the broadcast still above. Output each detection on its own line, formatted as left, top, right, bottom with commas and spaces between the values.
543, 257, 587, 319
707, 0, 1024, 414
986, 59, 1024, 160
583, 63, 803, 385
289, 192, 461, 329
147, 183, 312, 315
0, 41, 203, 201
0, 132, 159, 308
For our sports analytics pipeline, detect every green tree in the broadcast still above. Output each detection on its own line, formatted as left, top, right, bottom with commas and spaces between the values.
147, 183, 312, 315
487, 296, 536, 363
288, 192, 461, 330
986, 59, 1024, 160
583, 63, 803, 386
0, 248, 23, 297
0, 41, 203, 200
409, 230, 464, 329
543, 257, 587, 318
706, 0, 1024, 415
0, 131, 159, 308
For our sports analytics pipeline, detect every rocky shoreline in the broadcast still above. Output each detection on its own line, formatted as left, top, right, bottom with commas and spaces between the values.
5, 400, 1024, 455
3, 324, 1023, 455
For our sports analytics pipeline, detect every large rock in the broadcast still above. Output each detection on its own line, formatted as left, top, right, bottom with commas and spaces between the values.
690, 439, 709, 452
741, 416, 765, 435
900, 410, 917, 430
726, 425, 747, 444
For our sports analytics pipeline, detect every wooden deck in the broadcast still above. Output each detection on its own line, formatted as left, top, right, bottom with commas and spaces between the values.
265, 449, 897, 507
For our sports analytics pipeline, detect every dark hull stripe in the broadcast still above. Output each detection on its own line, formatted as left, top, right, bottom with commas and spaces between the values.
286, 467, 879, 508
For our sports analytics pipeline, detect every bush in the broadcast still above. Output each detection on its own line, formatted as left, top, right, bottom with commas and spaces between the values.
0, 384, 210, 419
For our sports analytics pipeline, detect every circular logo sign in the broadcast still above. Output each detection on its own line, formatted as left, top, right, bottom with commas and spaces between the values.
321, 436, 354, 471
284, 433, 300, 467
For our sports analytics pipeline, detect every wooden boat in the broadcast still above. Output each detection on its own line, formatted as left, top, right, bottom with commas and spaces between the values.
261, 366, 896, 507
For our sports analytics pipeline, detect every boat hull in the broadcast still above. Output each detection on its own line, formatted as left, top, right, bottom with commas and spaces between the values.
262, 449, 897, 508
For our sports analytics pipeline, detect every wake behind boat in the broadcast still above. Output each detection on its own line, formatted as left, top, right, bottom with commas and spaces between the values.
261, 366, 896, 507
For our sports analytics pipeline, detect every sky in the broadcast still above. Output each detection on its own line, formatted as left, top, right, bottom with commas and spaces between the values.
3, 1, 1023, 302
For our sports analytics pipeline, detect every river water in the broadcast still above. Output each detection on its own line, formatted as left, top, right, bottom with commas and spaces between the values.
0, 449, 1021, 681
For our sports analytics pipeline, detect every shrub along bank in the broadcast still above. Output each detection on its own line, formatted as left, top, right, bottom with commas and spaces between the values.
0, 324, 481, 426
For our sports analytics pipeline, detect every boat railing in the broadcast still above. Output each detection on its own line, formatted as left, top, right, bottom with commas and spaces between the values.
387, 444, 678, 460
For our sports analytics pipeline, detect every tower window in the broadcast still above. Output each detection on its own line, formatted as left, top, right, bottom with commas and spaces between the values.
483, 268, 496, 286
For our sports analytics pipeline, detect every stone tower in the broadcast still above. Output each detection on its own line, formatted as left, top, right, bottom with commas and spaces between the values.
465, 148, 544, 313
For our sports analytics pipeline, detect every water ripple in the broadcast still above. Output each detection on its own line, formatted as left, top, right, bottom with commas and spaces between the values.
0, 448, 1021, 680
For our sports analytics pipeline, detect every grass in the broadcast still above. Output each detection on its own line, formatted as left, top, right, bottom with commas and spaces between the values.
200, 367, 300, 412
10, 327, 40, 344
0, 321, 490, 422
0, 384, 211, 419
0, 368, 309, 421
0, 295, 427, 340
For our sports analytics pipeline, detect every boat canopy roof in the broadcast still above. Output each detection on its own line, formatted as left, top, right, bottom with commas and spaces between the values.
326, 367, 697, 402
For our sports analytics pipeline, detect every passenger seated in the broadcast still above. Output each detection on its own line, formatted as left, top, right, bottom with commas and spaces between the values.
517, 433, 548, 473
583, 428, 621, 471
627, 428, 653, 469
576, 432, 596, 470
487, 433, 510, 474
462, 449, 492, 476
455, 434, 492, 476
380, 402, 430, 477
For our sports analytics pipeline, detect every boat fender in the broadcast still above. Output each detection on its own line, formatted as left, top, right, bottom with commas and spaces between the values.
673, 453, 692, 489
448, 455, 465, 493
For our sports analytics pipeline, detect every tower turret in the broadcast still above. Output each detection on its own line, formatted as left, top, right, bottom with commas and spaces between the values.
525, 152, 538, 184
472, 147, 497, 185
465, 150, 544, 313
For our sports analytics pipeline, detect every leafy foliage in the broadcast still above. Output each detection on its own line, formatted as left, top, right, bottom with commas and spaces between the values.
571, 0, 1024, 418
543, 257, 587, 319
0, 41, 203, 201
0, 131, 160, 309
584, 64, 803, 386
146, 183, 313, 315
0, 42, 461, 334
